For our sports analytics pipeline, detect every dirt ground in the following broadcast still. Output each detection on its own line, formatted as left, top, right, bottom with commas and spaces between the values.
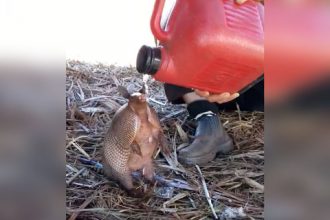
66, 60, 264, 220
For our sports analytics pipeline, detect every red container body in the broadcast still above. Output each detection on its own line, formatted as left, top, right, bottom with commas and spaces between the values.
150, 0, 264, 94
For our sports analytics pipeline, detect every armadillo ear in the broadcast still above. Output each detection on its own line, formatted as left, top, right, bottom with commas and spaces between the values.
117, 86, 130, 99
139, 84, 146, 94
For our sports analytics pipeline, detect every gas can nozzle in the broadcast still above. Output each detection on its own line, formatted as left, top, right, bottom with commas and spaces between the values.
136, 45, 161, 75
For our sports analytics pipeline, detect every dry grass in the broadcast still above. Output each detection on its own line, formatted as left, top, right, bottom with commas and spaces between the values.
66, 60, 264, 220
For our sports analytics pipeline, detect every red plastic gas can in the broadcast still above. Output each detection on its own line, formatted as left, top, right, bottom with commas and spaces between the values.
137, 0, 264, 94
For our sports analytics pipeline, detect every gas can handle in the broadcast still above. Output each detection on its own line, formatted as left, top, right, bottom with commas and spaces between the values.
151, 0, 170, 42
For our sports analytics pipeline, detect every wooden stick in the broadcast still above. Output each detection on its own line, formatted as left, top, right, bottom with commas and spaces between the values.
66, 168, 86, 185
244, 177, 264, 192
68, 187, 106, 220
195, 165, 218, 219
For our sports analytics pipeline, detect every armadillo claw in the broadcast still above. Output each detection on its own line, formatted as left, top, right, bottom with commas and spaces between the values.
143, 162, 155, 182
127, 188, 145, 198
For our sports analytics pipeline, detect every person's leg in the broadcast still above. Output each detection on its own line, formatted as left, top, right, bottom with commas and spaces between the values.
164, 84, 194, 104
217, 79, 264, 111
164, 84, 234, 165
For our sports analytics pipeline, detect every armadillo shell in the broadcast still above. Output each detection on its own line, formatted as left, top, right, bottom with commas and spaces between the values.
103, 104, 141, 180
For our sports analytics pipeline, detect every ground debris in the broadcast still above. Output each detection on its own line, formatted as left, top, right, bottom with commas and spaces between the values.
66, 60, 264, 220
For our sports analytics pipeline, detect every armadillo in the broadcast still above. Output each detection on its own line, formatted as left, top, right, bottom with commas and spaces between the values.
102, 86, 169, 196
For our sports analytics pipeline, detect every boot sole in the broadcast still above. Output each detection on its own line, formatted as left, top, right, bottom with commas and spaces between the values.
178, 140, 234, 166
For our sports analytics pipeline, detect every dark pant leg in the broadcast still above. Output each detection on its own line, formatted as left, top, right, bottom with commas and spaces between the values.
164, 83, 193, 104
217, 79, 264, 111
164, 79, 264, 111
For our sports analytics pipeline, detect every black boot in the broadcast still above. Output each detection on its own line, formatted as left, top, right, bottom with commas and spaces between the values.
178, 101, 234, 165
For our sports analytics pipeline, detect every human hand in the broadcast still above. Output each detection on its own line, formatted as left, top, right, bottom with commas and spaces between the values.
194, 89, 239, 104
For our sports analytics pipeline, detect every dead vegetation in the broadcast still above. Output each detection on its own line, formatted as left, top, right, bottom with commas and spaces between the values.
66, 60, 264, 220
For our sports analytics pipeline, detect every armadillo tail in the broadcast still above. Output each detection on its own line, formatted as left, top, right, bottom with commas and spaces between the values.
103, 163, 133, 190
117, 171, 134, 190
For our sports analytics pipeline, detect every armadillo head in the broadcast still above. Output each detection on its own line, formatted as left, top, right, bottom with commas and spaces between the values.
128, 92, 148, 114
118, 85, 148, 115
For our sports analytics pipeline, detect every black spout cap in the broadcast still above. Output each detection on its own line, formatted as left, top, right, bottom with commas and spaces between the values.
136, 45, 161, 75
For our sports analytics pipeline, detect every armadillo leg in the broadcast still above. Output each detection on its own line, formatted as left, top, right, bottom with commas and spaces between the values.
119, 171, 145, 198
102, 161, 134, 190
117, 170, 134, 190
143, 161, 155, 183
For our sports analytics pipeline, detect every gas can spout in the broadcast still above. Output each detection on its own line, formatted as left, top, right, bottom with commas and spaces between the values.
136, 45, 161, 75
